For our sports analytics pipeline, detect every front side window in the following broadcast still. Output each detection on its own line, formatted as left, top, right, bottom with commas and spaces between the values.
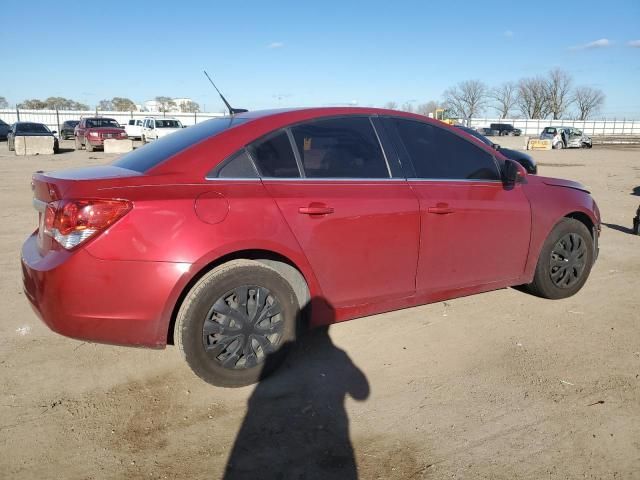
248, 131, 300, 178
290, 117, 389, 178
393, 119, 500, 180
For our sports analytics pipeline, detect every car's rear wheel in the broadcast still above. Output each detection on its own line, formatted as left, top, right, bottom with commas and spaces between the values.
553, 141, 563, 149
525, 218, 594, 299
175, 260, 299, 387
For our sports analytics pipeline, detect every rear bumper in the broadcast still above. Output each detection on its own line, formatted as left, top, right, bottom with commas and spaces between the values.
21, 234, 187, 348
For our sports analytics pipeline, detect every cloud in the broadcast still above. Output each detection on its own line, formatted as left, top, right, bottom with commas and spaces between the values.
503, 30, 514, 38
628, 40, 640, 48
570, 38, 612, 50
267, 42, 284, 49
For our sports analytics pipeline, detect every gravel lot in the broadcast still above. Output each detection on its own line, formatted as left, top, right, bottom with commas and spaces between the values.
1, 137, 639, 479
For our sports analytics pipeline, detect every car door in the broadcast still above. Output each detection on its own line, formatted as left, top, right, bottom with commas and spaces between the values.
253, 116, 420, 308
384, 117, 531, 294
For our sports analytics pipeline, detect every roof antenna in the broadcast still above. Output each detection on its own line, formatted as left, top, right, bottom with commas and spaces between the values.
203, 70, 248, 115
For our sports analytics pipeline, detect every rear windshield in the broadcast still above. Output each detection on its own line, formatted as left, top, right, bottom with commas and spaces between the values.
87, 118, 120, 128
113, 117, 247, 173
543, 127, 557, 134
17, 123, 50, 133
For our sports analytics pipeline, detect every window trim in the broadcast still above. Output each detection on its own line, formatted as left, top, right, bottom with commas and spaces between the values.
204, 114, 404, 182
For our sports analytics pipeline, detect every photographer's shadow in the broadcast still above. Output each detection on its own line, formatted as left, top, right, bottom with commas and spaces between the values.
224, 300, 370, 480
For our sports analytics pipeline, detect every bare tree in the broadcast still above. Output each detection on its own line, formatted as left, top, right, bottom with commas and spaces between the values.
18, 99, 48, 109
112, 97, 137, 111
516, 77, 550, 119
383, 101, 398, 110
442, 80, 488, 119
98, 99, 114, 110
545, 69, 573, 119
400, 102, 415, 113
155, 96, 176, 113
0, 96, 8, 109
180, 100, 200, 113
490, 82, 517, 118
416, 100, 440, 116
573, 87, 605, 120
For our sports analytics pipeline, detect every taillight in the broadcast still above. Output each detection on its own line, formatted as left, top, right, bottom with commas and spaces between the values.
43, 199, 131, 249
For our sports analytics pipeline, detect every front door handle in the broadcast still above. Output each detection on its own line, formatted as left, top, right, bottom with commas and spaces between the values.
427, 203, 454, 215
299, 203, 334, 215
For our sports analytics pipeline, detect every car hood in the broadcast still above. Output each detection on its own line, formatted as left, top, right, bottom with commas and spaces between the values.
539, 176, 590, 193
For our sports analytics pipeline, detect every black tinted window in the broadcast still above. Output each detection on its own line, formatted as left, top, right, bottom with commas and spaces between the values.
249, 131, 300, 178
16, 123, 49, 133
213, 149, 258, 178
291, 117, 388, 178
393, 119, 499, 180
113, 117, 247, 172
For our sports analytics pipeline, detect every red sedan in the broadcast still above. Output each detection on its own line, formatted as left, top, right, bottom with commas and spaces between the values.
21, 108, 600, 387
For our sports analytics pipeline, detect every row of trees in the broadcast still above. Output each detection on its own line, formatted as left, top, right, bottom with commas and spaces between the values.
388, 69, 604, 121
0, 95, 201, 113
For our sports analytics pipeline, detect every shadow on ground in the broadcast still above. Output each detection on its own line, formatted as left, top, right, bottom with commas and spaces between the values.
223, 300, 370, 480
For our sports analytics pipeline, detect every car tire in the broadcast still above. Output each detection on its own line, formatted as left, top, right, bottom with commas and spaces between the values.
53, 140, 59, 154
85, 139, 94, 152
74, 136, 82, 150
141, 135, 146, 144
8, 138, 14, 151
525, 218, 594, 300
175, 259, 299, 387
553, 142, 563, 149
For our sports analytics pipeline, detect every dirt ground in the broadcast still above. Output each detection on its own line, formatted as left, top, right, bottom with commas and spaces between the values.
0, 137, 638, 479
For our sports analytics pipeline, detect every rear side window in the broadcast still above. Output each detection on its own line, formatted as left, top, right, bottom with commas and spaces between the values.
212, 150, 258, 178
290, 117, 389, 178
248, 131, 300, 178
393, 119, 499, 180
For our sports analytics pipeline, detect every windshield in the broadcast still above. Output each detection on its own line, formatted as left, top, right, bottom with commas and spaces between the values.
113, 117, 247, 173
543, 127, 557, 134
86, 118, 120, 128
454, 125, 494, 147
16, 123, 50, 134
65, 121, 79, 127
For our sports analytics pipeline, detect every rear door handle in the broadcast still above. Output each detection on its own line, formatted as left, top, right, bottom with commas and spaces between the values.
298, 204, 334, 215
427, 203, 454, 215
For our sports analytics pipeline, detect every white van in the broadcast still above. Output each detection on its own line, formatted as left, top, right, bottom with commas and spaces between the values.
141, 117, 184, 143
124, 119, 143, 139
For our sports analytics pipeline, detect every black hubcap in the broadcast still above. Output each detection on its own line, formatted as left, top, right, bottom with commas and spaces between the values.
202, 286, 284, 370
549, 233, 587, 288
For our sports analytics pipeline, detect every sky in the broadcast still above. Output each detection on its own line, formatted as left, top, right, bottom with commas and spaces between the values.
2, 0, 639, 118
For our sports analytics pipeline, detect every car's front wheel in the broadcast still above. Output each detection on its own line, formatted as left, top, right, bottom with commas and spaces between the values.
175, 260, 299, 387
525, 218, 594, 299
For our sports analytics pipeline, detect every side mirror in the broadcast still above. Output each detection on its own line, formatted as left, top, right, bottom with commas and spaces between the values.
492, 143, 501, 151
182, 125, 187, 128
503, 159, 527, 186
51, 130, 57, 134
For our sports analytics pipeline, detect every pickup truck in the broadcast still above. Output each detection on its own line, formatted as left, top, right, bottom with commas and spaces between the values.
490, 123, 522, 136
74, 117, 127, 152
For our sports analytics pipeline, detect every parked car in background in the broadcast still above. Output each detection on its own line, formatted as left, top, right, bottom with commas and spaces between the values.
490, 123, 522, 136
7, 122, 59, 153
0, 119, 10, 140
74, 117, 127, 152
59, 120, 79, 140
124, 119, 143, 140
454, 125, 537, 174
540, 126, 592, 149
141, 117, 184, 143
22, 107, 600, 387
